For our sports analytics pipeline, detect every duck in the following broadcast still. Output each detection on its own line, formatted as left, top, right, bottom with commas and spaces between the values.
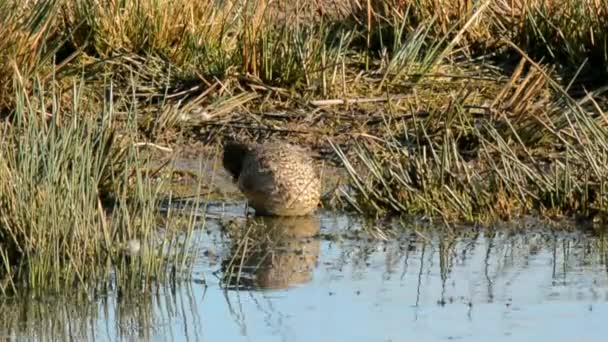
223, 140, 321, 216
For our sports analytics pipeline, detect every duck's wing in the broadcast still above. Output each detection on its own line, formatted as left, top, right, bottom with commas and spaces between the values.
237, 143, 320, 214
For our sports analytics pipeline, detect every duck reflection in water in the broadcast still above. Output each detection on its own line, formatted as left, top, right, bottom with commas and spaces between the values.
221, 215, 320, 290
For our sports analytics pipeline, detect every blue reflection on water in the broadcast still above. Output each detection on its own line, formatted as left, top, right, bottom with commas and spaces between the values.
2, 201, 607, 341
88, 205, 608, 342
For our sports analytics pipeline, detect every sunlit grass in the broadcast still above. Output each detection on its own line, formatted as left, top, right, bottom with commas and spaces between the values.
0, 0, 607, 298
0, 78, 197, 296
332, 51, 608, 222
1, 0, 606, 112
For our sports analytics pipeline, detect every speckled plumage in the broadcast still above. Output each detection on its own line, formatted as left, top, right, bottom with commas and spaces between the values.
223, 141, 321, 216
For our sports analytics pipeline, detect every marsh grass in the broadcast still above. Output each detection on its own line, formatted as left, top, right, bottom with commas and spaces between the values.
3, 1, 607, 113
333, 51, 608, 222
0, 0, 607, 296
0, 79, 197, 296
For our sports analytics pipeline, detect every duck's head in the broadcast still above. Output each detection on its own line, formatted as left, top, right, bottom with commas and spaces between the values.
223, 140, 252, 181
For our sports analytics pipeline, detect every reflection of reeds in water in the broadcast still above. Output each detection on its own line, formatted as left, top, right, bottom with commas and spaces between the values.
0, 283, 202, 341
0, 295, 99, 340
377, 224, 608, 305
222, 215, 321, 290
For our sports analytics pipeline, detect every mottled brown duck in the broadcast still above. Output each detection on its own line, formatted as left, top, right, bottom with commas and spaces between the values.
223, 140, 321, 216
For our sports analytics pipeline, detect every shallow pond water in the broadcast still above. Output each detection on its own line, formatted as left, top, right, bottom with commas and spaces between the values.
2, 201, 608, 341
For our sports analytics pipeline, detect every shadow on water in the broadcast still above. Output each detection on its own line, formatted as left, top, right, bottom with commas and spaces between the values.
3, 202, 608, 341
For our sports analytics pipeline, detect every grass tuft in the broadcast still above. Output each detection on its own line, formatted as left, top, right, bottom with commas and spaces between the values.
0, 78, 194, 295
333, 51, 608, 223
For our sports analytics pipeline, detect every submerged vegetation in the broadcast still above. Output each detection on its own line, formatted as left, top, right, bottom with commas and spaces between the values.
0, 0, 608, 294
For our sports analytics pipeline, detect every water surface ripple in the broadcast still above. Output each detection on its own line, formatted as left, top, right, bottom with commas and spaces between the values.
3, 204, 608, 341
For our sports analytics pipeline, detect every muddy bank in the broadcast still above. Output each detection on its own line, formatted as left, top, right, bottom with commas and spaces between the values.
147, 143, 349, 205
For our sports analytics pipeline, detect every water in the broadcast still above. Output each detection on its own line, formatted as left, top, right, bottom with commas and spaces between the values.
2, 204, 608, 341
